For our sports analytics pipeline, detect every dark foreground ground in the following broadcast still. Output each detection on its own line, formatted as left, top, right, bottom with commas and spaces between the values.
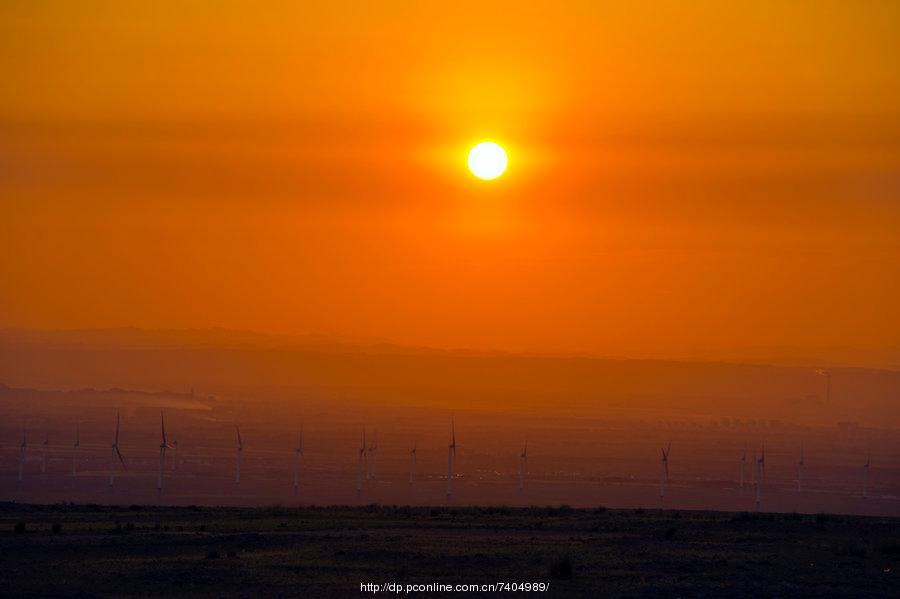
1, 503, 898, 598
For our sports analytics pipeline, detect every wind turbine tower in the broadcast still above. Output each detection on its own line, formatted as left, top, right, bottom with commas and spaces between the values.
293, 425, 304, 495
158, 411, 173, 492
41, 432, 49, 473
863, 454, 870, 499
18, 430, 26, 482
356, 429, 366, 497
409, 443, 417, 485
755, 444, 765, 510
447, 419, 457, 502
234, 425, 243, 484
366, 430, 378, 480
109, 412, 126, 487
659, 443, 670, 499
518, 439, 528, 493
817, 369, 831, 403
72, 424, 80, 477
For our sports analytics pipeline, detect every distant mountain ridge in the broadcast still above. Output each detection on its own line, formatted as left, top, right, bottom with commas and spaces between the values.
0, 327, 897, 370
0, 327, 457, 356
0, 382, 200, 401
2, 328, 899, 427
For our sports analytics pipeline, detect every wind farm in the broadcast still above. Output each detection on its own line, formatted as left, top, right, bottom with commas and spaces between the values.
3, 417, 891, 513
2, 362, 896, 514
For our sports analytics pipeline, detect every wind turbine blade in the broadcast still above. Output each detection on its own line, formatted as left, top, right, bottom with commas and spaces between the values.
116, 447, 127, 468
236, 425, 243, 449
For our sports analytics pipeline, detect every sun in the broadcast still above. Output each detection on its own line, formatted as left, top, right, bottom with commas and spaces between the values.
468, 142, 507, 180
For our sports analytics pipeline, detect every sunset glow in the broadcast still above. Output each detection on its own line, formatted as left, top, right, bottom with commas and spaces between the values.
1, 3, 898, 360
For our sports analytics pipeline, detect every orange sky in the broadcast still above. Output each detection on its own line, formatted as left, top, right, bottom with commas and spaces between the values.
2, 1, 899, 360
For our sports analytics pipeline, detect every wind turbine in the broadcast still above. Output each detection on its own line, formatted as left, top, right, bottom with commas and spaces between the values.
234, 425, 243, 484
72, 424, 80, 477
447, 419, 457, 502
18, 430, 26, 482
797, 442, 804, 492
755, 444, 765, 510
293, 424, 304, 495
518, 439, 528, 493
157, 411, 173, 493
409, 443, 417, 485
817, 369, 831, 403
41, 432, 49, 473
659, 443, 671, 499
109, 412, 126, 487
356, 429, 366, 497
739, 447, 746, 488
367, 430, 378, 480
863, 453, 870, 499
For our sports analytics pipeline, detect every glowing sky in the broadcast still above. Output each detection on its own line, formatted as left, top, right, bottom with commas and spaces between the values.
2, 1, 899, 360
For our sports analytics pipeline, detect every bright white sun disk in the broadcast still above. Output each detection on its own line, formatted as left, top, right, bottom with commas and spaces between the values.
468, 142, 507, 180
